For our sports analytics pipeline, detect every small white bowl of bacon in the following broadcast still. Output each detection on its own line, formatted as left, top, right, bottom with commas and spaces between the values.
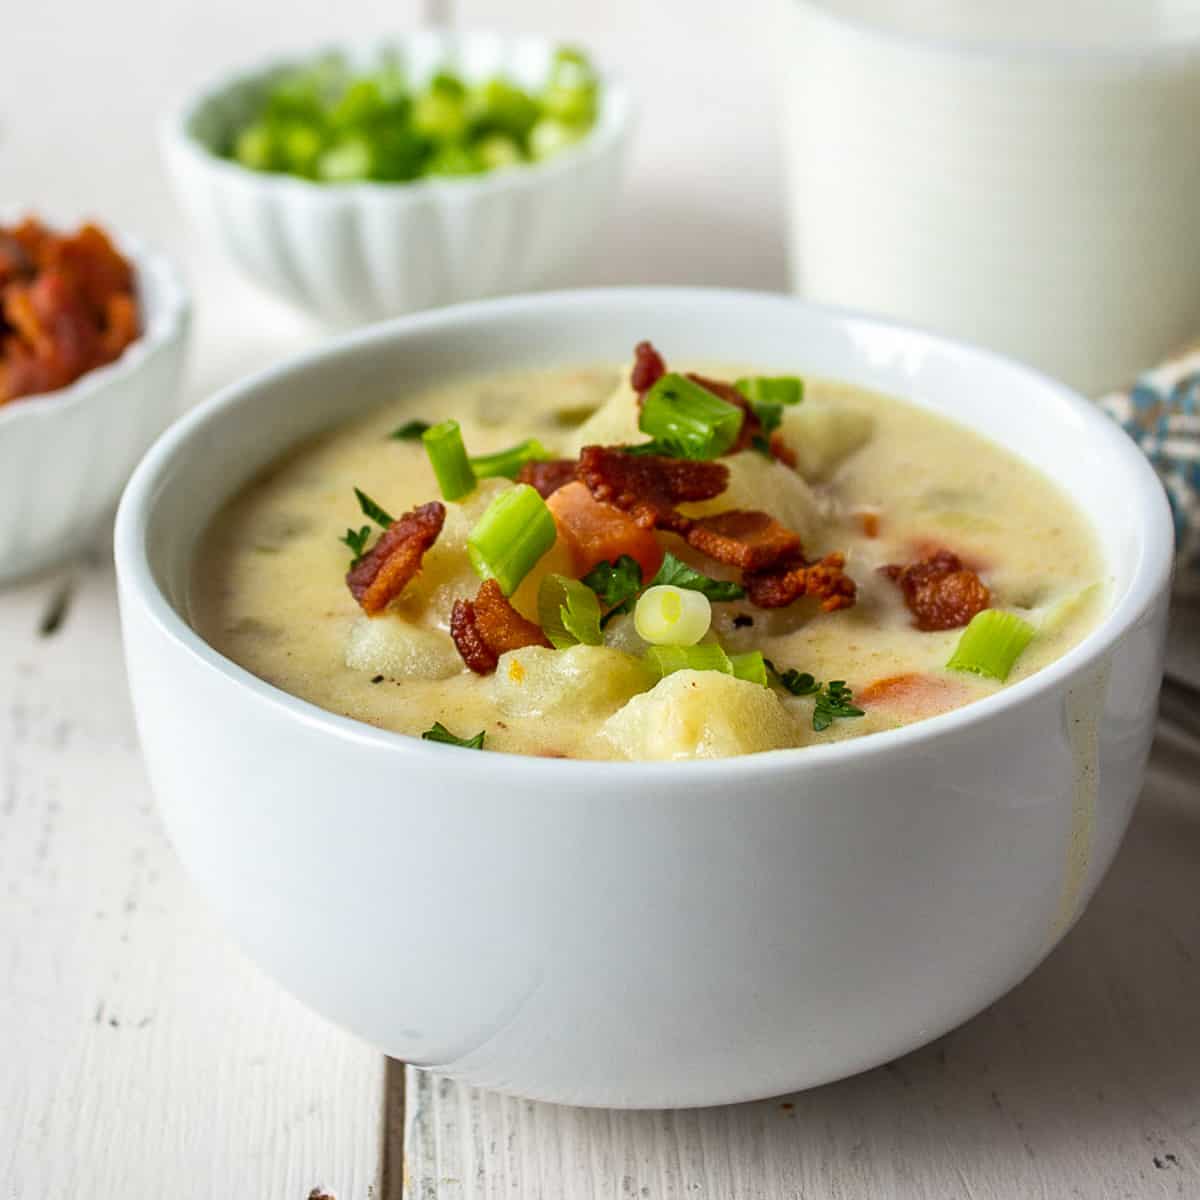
0, 212, 190, 583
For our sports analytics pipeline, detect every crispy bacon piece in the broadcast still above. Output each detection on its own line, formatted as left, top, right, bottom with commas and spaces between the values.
516, 457, 578, 499
631, 340, 666, 397
881, 549, 989, 631
451, 579, 552, 675
744, 552, 858, 612
577, 444, 728, 533
0, 218, 140, 406
768, 431, 798, 469
684, 510, 803, 571
346, 501, 445, 616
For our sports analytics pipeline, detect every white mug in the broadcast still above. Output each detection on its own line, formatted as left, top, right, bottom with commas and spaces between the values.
777, 0, 1200, 394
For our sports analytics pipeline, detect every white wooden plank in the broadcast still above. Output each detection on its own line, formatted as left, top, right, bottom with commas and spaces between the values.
403, 734, 1200, 1199
0, 552, 389, 1199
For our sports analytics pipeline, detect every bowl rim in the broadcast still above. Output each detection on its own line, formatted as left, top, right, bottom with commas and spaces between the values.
161, 29, 634, 203
0, 207, 191, 432
114, 286, 1175, 779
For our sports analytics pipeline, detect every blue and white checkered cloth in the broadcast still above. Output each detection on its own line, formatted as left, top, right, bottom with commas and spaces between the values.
1099, 351, 1200, 593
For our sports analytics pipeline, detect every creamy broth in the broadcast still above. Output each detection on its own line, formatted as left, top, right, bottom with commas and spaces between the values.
194, 361, 1106, 760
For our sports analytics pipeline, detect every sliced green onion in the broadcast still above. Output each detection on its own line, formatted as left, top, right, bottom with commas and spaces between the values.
422, 419, 477, 501
946, 610, 1036, 682
467, 484, 557, 596
470, 438, 552, 480
538, 574, 603, 649
634, 585, 712, 646
644, 643, 733, 680
730, 651, 769, 687
734, 376, 805, 408
639, 373, 744, 460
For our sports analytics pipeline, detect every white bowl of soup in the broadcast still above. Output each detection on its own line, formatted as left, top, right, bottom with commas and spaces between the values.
114, 289, 1172, 1108
161, 32, 632, 325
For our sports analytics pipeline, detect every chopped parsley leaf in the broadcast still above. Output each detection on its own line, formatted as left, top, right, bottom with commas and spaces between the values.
812, 680, 865, 732
354, 487, 395, 529
765, 659, 820, 696
390, 420, 432, 440
421, 721, 486, 750
765, 662, 864, 731
340, 524, 372, 565
651, 552, 745, 602
581, 555, 643, 625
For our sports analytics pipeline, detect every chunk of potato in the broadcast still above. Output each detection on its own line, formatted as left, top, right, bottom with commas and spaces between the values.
680, 453, 821, 543
563, 380, 641, 453
601, 670, 802, 760
345, 614, 462, 680
492, 644, 652, 718
781, 404, 875, 483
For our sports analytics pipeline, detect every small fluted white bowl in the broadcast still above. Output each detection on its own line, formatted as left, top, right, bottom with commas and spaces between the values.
116, 289, 1172, 1108
0, 215, 189, 584
161, 32, 633, 324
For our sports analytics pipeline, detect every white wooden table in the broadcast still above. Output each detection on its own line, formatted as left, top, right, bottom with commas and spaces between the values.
4, 3, 1200, 1196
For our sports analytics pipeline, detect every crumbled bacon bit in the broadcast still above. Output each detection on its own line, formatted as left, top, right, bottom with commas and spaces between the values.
684, 510, 803, 571
744, 552, 858, 612
346, 501, 445, 616
450, 579, 551, 674
0, 218, 140, 405
516, 457, 578, 498
768, 431, 798, 469
856, 510, 881, 538
631, 340, 666, 396
577, 444, 728, 533
881, 549, 989, 631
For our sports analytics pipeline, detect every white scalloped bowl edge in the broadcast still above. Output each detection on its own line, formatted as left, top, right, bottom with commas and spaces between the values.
160, 31, 633, 324
0, 211, 190, 584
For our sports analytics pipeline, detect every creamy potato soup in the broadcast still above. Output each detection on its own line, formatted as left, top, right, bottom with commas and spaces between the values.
194, 346, 1106, 760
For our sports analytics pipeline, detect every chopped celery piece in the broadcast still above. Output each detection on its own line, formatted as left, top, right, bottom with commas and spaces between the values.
538, 575, 604, 649
946, 610, 1036, 682
413, 75, 469, 141
470, 438, 551, 480
639, 373, 744, 460
233, 123, 276, 171
644, 643, 733, 680
427, 142, 483, 177
528, 117, 584, 161
422, 420, 477, 501
468, 484, 557, 596
225, 46, 601, 183
634, 586, 711, 647
469, 79, 540, 139
316, 134, 374, 182
730, 651, 769, 687
476, 133, 524, 170
734, 376, 805, 408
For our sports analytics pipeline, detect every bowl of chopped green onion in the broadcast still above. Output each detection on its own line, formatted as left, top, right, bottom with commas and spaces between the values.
162, 32, 631, 323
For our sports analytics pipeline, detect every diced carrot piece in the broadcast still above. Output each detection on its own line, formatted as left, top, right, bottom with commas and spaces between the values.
547, 481, 664, 581
857, 672, 969, 709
